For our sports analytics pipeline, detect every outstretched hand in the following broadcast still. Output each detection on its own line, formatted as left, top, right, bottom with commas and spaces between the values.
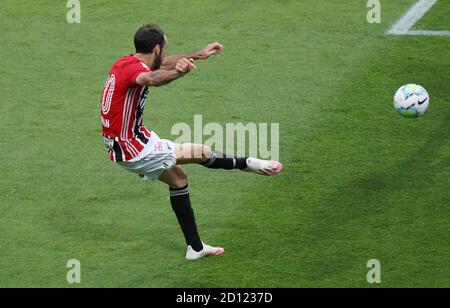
197, 42, 224, 60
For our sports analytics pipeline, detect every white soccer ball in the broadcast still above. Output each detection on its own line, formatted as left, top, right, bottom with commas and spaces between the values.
394, 84, 430, 118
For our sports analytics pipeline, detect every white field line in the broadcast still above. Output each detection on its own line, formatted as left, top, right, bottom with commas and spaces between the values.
403, 30, 450, 36
387, 0, 450, 36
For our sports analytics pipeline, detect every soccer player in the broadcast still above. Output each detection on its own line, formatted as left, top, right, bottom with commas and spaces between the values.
101, 24, 283, 260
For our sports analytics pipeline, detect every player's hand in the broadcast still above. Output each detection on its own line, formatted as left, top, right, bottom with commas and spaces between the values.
175, 58, 196, 75
197, 42, 224, 60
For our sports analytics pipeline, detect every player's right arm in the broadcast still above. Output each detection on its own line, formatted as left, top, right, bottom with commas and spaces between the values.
135, 58, 196, 87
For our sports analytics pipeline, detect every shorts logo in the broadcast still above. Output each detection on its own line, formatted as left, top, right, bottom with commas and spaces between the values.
154, 141, 164, 152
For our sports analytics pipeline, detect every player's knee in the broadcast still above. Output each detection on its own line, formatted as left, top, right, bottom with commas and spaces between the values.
171, 167, 188, 188
171, 180, 188, 189
201, 145, 213, 160
178, 168, 188, 183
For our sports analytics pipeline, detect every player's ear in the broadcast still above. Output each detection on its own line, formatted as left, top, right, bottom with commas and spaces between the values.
154, 44, 161, 55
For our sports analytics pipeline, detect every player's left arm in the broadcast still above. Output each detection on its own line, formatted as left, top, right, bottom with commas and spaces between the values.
161, 42, 224, 70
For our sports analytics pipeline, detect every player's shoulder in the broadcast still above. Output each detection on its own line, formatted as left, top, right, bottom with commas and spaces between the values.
112, 54, 150, 72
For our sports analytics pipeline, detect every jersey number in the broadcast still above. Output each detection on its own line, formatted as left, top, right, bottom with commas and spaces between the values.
101, 74, 116, 115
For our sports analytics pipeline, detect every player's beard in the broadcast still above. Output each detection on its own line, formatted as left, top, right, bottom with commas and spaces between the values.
152, 51, 163, 70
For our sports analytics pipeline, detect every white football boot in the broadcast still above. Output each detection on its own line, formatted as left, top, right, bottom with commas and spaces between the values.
185, 243, 225, 261
244, 158, 284, 176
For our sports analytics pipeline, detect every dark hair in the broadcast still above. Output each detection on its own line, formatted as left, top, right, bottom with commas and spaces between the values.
134, 24, 165, 54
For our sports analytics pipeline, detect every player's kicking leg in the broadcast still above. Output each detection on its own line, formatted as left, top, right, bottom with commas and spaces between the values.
174, 143, 284, 176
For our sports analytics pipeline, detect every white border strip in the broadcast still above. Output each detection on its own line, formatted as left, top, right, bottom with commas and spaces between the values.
387, 0, 450, 36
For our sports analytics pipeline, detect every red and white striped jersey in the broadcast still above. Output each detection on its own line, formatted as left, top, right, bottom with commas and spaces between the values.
101, 55, 153, 162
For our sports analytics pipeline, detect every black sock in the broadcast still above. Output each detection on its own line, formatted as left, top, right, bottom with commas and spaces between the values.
202, 151, 248, 170
170, 185, 204, 252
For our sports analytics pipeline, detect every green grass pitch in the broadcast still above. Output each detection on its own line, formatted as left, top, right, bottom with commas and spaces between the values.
0, 0, 449, 287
